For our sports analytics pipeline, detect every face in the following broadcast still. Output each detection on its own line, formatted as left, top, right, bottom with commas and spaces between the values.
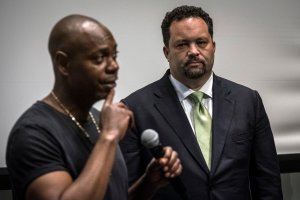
65, 22, 119, 102
164, 17, 215, 89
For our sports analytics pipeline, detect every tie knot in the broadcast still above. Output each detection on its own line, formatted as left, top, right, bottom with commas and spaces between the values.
189, 91, 204, 103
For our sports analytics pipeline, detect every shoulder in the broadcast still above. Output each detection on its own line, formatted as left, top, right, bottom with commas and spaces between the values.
122, 72, 172, 104
6, 102, 68, 200
7, 101, 62, 144
214, 75, 253, 91
214, 74, 258, 97
7, 101, 69, 157
9, 101, 62, 136
124, 80, 159, 100
213, 74, 265, 111
122, 79, 166, 104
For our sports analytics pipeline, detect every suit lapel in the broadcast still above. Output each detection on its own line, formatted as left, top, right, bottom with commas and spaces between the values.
211, 75, 235, 173
153, 72, 210, 173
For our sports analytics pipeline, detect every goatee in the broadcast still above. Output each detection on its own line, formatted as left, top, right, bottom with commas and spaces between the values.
184, 67, 206, 79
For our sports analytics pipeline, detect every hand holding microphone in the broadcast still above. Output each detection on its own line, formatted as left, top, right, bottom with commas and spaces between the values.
141, 129, 182, 178
141, 129, 188, 199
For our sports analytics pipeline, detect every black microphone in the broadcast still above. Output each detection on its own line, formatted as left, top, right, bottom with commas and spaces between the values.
141, 129, 188, 200
141, 129, 165, 158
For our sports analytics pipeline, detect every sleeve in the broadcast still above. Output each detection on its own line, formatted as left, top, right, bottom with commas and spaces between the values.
6, 124, 66, 198
249, 91, 283, 199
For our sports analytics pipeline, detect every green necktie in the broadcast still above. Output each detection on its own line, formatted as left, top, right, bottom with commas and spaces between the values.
189, 91, 212, 169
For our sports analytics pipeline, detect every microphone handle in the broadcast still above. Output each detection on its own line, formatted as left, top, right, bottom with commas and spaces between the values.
150, 145, 165, 159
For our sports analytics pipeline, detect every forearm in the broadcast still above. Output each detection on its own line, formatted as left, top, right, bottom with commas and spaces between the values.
62, 132, 119, 200
128, 173, 160, 200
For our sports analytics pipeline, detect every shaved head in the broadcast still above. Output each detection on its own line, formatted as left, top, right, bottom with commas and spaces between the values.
48, 14, 111, 60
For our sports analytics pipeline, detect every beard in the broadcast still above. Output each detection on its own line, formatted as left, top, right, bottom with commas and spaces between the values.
183, 62, 207, 79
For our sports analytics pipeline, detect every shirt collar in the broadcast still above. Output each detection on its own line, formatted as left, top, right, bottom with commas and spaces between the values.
169, 73, 213, 101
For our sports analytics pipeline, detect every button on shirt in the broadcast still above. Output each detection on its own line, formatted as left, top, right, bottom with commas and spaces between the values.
169, 74, 213, 133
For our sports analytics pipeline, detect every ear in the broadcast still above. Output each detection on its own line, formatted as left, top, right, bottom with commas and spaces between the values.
163, 46, 169, 62
55, 51, 70, 76
212, 41, 216, 53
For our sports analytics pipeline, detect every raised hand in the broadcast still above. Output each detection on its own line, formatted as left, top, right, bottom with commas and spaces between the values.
99, 89, 134, 141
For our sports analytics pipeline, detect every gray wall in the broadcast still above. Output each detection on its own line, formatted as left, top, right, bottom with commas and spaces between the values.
1, 0, 299, 199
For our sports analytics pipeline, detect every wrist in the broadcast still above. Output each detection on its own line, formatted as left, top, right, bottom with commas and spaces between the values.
99, 130, 120, 144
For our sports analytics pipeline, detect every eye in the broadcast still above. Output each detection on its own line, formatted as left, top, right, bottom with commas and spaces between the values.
94, 54, 105, 64
175, 42, 188, 49
196, 40, 207, 48
112, 51, 119, 60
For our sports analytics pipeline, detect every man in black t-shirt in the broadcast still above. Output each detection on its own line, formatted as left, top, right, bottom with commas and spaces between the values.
6, 14, 182, 200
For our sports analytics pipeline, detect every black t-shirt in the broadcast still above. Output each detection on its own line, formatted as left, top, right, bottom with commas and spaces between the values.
6, 101, 128, 200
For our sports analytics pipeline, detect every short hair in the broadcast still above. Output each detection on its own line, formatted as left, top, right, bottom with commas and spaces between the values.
161, 5, 213, 46
48, 14, 104, 60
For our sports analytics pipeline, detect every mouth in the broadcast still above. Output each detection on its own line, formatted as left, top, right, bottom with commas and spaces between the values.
98, 78, 117, 92
186, 61, 204, 68
105, 82, 116, 88
103, 81, 117, 89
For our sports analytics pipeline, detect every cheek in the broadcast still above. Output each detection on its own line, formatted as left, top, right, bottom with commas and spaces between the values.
87, 61, 105, 75
170, 51, 186, 63
208, 51, 215, 63
95, 65, 108, 81
202, 49, 214, 61
205, 46, 215, 58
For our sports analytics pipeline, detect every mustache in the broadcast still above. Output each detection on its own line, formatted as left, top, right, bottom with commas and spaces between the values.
185, 58, 205, 66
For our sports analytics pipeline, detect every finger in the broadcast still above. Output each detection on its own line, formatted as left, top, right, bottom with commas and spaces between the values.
169, 159, 181, 174
169, 162, 182, 178
127, 110, 135, 128
167, 150, 178, 167
118, 103, 135, 129
162, 148, 179, 173
117, 102, 128, 109
103, 89, 115, 107
163, 158, 181, 178
163, 146, 172, 158
159, 147, 173, 165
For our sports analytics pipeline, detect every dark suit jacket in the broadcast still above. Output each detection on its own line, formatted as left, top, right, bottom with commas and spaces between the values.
120, 71, 282, 200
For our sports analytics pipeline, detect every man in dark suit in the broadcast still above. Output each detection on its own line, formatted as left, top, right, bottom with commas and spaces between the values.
120, 5, 283, 199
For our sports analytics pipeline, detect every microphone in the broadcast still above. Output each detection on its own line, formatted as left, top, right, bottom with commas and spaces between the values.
141, 129, 188, 200
141, 129, 165, 158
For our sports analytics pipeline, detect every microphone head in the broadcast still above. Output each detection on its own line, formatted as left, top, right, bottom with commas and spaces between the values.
141, 129, 160, 148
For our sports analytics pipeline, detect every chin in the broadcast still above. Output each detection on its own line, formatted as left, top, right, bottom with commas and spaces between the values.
99, 88, 113, 99
92, 92, 106, 102
185, 69, 206, 79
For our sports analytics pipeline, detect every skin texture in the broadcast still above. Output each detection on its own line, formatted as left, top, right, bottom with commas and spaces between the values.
163, 17, 216, 90
24, 15, 182, 200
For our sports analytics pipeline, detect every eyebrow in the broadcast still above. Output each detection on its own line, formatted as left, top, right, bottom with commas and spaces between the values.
92, 44, 118, 55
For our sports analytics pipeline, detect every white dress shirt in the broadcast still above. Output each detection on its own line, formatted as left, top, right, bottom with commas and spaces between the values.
169, 73, 213, 133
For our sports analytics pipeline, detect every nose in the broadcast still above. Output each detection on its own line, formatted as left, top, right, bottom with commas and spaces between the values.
107, 57, 119, 73
187, 43, 199, 56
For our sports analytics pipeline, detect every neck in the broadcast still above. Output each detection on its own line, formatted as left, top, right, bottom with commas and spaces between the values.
185, 74, 211, 91
43, 91, 91, 121
44, 91, 101, 141
170, 70, 212, 91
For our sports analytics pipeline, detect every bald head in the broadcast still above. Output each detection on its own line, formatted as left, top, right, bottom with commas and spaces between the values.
48, 14, 111, 60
